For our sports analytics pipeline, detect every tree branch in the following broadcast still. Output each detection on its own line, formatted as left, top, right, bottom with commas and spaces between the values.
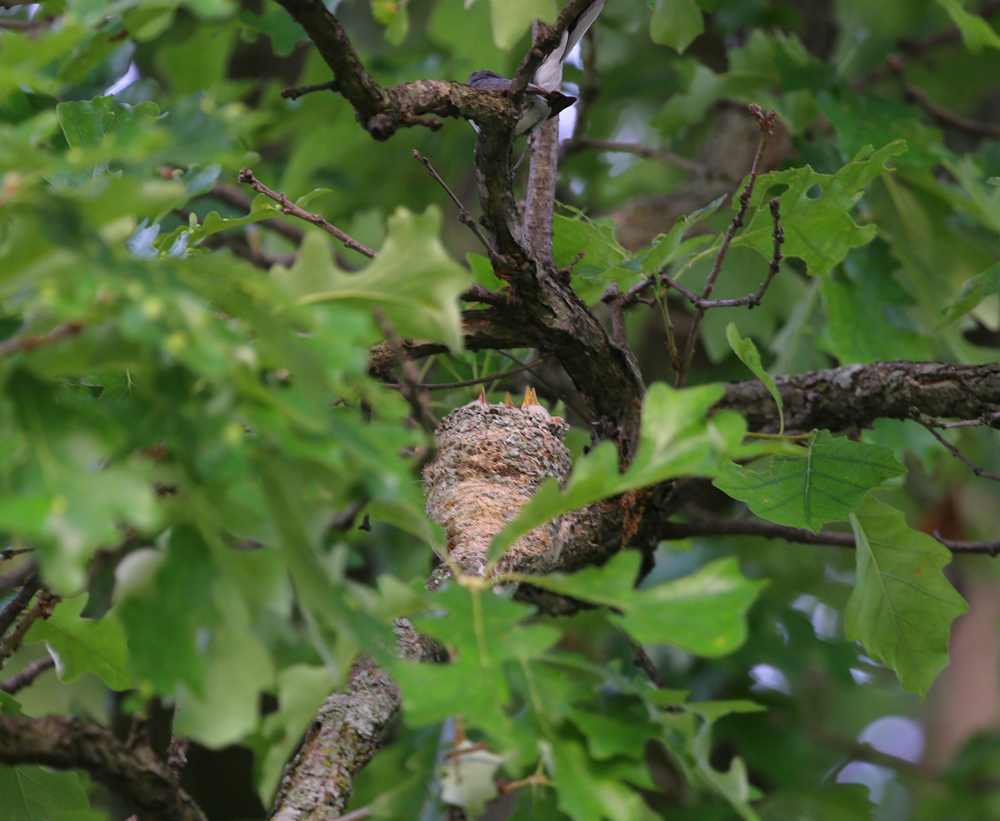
273, 0, 512, 141
1, 654, 55, 694
238, 169, 377, 259
716, 360, 1000, 433
0, 714, 207, 821
659, 516, 1000, 556
270, 657, 402, 821
676, 105, 776, 387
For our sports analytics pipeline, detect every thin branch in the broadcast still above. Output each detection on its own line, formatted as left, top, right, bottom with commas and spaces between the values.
911, 408, 1000, 482
382, 357, 546, 391
0, 590, 57, 668
0, 17, 50, 30
237, 169, 377, 259
660, 517, 1000, 556
0, 575, 39, 638
853, 0, 1000, 90
662, 198, 785, 310
0, 654, 55, 695
916, 411, 1000, 429
0, 546, 34, 561
281, 79, 340, 101
206, 183, 305, 244
676, 105, 776, 388
0, 322, 83, 358
0, 713, 207, 821
567, 138, 708, 176
887, 55, 1000, 138
412, 150, 494, 254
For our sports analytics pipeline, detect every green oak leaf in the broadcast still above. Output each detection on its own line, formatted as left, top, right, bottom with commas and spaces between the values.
24, 596, 131, 690
488, 382, 775, 563
846, 496, 968, 697
527, 552, 767, 657
726, 322, 784, 434
938, 261, 1000, 328
714, 430, 905, 531
549, 727, 657, 821
0, 766, 89, 821
650, 0, 704, 53
733, 141, 907, 276
281, 207, 472, 352
935, 0, 1000, 53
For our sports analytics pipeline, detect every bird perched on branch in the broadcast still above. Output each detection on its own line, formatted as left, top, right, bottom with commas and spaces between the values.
466, 0, 605, 139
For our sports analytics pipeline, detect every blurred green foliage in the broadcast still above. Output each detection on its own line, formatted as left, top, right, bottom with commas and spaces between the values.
1, 0, 1000, 820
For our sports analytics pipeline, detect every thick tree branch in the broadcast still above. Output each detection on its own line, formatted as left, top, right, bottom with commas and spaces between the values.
717, 360, 1000, 433
270, 657, 402, 821
274, 0, 513, 141
0, 714, 207, 821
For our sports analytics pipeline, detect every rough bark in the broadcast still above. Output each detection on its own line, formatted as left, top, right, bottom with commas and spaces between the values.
270, 658, 402, 821
0, 714, 207, 821
717, 360, 1000, 433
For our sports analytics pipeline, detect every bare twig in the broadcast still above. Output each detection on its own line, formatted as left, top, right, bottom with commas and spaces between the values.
0, 575, 39, 638
0, 17, 50, 30
413, 150, 494, 254
661, 199, 785, 310
0, 546, 34, 561
661, 516, 1000, 556
382, 357, 546, 391
887, 55, 1000, 138
853, 0, 1000, 90
911, 408, 1000, 482
237, 169, 377, 259
676, 105, 776, 387
0, 654, 55, 695
281, 79, 341, 100
206, 183, 306, 244
0, 322, 83, 358
916, 411, 1000, 429
0, 590, 58, 668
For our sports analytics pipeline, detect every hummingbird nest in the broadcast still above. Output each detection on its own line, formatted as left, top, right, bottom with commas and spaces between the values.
423, 391, 571, 582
